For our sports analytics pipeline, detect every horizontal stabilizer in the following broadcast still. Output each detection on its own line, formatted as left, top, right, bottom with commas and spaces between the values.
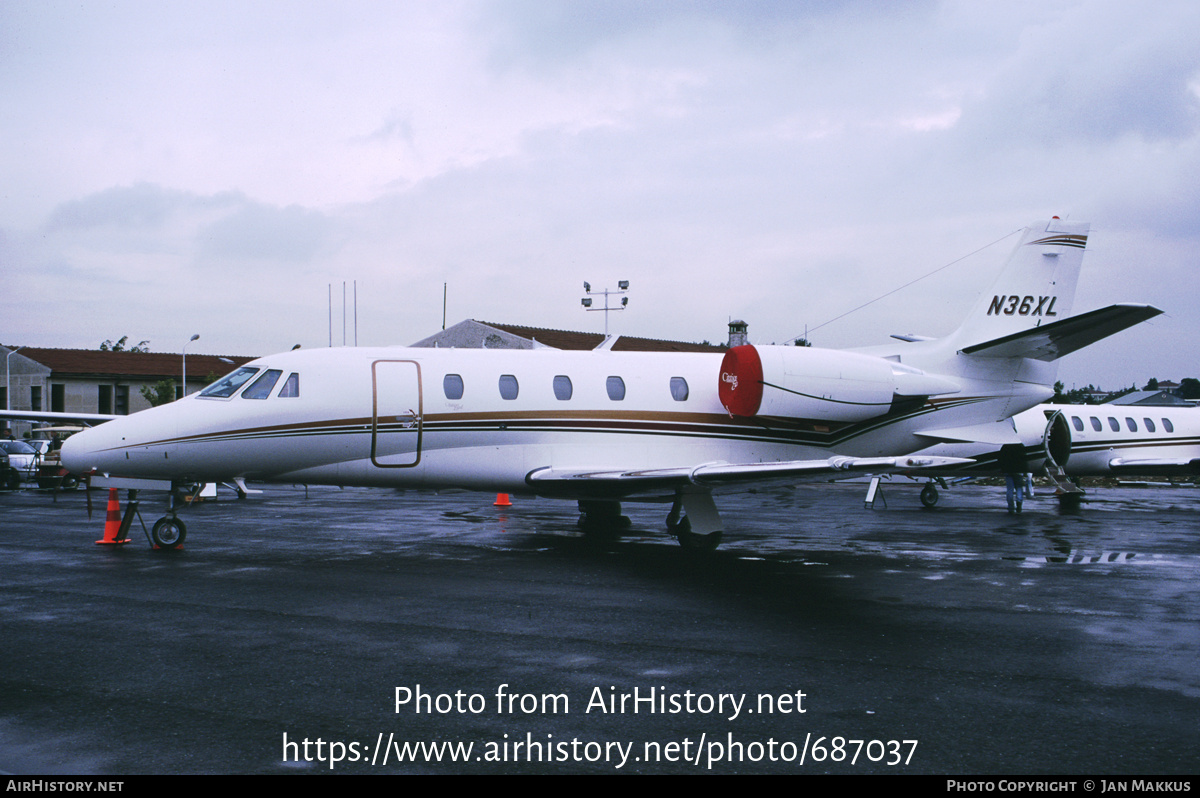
914, 421, 1022, 446
527, 455, 974, 494
960, 304, 1162, 362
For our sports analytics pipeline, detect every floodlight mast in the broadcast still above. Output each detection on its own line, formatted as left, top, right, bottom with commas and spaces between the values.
580, 281, 629, 337
182, 334, 199, 397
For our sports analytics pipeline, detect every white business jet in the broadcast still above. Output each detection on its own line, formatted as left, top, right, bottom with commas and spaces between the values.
53, 219, 1159, 550
906, 399, 1200, 507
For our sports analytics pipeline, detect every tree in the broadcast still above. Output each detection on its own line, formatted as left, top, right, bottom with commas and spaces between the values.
99, 336, 150, 353
1144, 377, 1159, 391
140, 379, 177, 407
1181, 378, 1200, 400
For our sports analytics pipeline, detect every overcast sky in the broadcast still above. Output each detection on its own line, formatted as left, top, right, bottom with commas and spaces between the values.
3, 0, 1198, 390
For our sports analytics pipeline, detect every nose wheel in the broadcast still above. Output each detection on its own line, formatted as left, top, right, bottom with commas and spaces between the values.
151, 515, 187, 550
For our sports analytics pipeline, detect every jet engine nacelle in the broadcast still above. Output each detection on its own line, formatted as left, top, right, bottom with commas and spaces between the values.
718, 344, 959, 422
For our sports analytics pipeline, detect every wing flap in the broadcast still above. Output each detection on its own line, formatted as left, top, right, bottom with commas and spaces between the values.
527, 455, 974, 494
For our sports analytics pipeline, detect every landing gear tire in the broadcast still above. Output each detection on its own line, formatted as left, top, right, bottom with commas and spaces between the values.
668, 513, 723, 551
151, 516, 187, 550
61, 474, 79, 490
920, 483, 939, 508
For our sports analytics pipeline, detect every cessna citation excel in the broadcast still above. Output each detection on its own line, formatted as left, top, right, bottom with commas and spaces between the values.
58, 219, 1160, 550
907, 400, 1200, 507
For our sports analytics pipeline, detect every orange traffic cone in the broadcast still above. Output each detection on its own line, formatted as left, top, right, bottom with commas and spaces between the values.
494, 493, 512, 506
96, 488, 130, 545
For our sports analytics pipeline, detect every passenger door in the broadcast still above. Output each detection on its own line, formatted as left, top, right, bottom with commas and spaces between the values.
371, 360, 422, 468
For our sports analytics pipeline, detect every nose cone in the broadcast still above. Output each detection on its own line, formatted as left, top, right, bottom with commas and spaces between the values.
60, 401, 188, 478
60, 423, 116, 475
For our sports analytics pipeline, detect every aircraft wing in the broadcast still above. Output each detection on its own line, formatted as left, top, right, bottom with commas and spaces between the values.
1108, 457, 1200, 475
0, 409, 117, 425
526, 455, 974, 496
960, 303, 1162, 361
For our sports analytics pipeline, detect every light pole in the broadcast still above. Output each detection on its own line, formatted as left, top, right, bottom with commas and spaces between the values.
182, 335, 199, 397
6, 345, 25, 410
581, 280, 629, 337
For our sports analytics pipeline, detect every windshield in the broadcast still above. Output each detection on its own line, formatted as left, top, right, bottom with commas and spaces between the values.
242, 369, 282, 400
1, 440, 36, 455
199, 367, 260, 399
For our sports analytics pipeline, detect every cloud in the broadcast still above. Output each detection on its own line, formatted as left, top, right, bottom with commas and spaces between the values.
197, 202, 339, 263
2, 1, 1199, 387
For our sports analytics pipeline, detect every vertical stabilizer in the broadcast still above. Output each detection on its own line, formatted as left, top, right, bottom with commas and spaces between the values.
949, 219, 1089, 350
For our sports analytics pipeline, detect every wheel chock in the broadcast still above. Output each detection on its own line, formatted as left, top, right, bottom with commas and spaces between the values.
96, 488, 131, 545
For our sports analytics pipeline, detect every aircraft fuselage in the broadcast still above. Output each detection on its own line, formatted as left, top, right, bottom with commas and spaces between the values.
60, 344, 1047, 498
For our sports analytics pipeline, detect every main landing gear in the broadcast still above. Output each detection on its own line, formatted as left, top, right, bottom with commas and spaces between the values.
667, 490, 724, 551
575, 489, 726, 551
577, 500, 632, 534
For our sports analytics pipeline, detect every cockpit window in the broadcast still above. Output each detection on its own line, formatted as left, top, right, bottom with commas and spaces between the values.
242, 369, 283, 400
199, 367, 259, 399
279, 373, 300, 398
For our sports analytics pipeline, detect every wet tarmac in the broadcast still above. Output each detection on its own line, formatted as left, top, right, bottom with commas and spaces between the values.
1, 480, 1198, 774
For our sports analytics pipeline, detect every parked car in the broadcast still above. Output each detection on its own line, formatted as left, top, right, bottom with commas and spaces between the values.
0, 440, 39, 487
0, 449, 14, 490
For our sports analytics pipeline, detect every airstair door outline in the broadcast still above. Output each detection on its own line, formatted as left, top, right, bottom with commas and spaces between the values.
371, 360, 422, 468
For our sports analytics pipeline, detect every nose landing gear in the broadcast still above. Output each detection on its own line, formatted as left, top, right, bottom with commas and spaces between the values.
150, 515, 188, 550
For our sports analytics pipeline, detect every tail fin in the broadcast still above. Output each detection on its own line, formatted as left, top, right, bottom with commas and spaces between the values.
948, 218, 1089, 351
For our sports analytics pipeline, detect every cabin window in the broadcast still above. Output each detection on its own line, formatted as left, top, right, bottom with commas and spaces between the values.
1163, 418, 1175, 433
670, 377, 689, 401
243, 369, 283, 400
200, 367, 259, 399
553, 375, 572, 400
499, 374, 519, 400
1125, 417, 1137, 432
1071, 416, 1084, 432
606, 376, 626, 401
443, 374, 464, 400
1144, 418, 1156, 433
1107, 417, 1119, 432
1090, 417, 1102, 432
279, 373, 300, 398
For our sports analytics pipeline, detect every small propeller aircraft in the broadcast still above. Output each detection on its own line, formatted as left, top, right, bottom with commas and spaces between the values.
17, 219, 1162, 550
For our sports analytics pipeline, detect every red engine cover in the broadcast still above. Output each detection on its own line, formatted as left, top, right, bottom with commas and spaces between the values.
718, 345, 764, 416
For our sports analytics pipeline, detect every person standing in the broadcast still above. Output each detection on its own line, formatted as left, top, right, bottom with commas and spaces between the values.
997, 443, 1029, 514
